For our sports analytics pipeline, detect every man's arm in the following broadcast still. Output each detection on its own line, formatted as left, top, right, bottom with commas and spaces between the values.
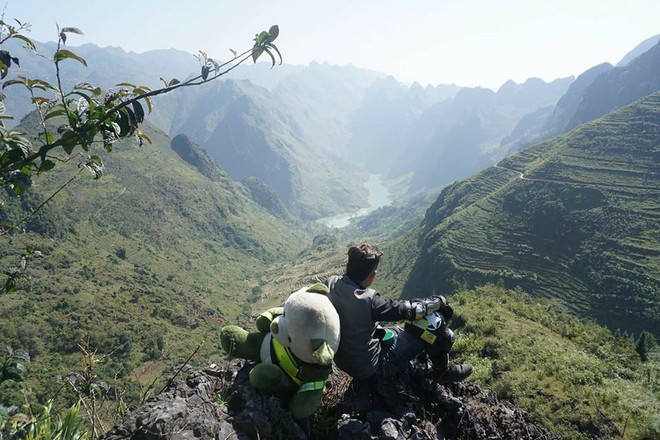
371, 293, 451, 322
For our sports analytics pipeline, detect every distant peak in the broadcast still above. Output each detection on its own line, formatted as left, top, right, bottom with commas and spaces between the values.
497, 79, 517, 93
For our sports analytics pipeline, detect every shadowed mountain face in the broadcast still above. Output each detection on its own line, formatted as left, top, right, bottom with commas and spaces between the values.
569, 42, 660, 127
387, 93, 660, 336
345, 77, 460, 171
388, 77, 573, 191
616, 34, 660, 67
505, 41, 660, 155
170, 79, 368, 220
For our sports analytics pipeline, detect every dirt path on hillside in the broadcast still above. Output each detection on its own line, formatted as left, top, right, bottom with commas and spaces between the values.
494, 164, 660, 192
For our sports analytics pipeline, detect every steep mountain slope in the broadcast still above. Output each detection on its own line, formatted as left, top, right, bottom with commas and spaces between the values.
390, 77, 573, 191
345, 77, 459, 171
272, 61, 385, 155
569, 42, 660, 127
0, 115, 310, 401
616, 34, 660, 66
506, 41, 660, 155
381, 93, 660, 336
172, 79, 366, 219
503, 63, 614, 154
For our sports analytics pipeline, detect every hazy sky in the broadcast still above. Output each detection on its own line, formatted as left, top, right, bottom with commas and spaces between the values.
3, 0, 659, 90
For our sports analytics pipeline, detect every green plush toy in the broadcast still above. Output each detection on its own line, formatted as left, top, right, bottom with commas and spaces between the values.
220, 283, 340, 420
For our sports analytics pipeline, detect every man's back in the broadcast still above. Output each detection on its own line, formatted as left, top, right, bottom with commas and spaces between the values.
326, 274, 380, 379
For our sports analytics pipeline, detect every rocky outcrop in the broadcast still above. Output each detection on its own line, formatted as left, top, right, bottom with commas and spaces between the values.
100, 360, 558, 439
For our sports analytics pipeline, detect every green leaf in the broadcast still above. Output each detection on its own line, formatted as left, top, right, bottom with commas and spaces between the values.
142, 96, 153, 113
54, 49, 88, 66
3, 276, 16, 293
0, 405, 8, 430
60, 27, 84, 35
115, 82, 136, 88
116, 109, 132, 136
263, 48, 276, 68
81, 156, 104, 179
45, 108, 68, 120
74, 82, 95, 91
132, 101, 145, 123
40, 132, 55, 144
27, 78, 56, 91
133, 85, 152, 94
268, 43, 283, 65
11, 34, 36, 51
252, 47, 264, 63
39, 159, 55, 172
268, 25, 279, 42
0, 50, 12, 68
3, 362, 27, 382
124, 107, 138, 129
60, 131, 78, 154
254, 31, 269, 46
2, 78, 27, 89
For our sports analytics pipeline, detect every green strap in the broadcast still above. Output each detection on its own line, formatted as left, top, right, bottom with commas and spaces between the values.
297, 380, 325, 393
272, 337, 303, 386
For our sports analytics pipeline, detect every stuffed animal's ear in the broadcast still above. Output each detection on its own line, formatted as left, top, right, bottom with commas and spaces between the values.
256, 307, 283, 333
307, 283, 329, 295
311, 339, 334, 365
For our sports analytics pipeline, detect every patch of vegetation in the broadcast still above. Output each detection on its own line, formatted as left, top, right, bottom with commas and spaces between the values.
0, 119, 311, 424
451, 285, 659, 440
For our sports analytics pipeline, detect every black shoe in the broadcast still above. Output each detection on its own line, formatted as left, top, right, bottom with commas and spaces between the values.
435, 363, 473, 384
339, 377, 373, 417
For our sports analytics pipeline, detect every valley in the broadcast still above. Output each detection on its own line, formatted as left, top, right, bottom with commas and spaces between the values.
0, 27, 659, 439
317, 174, 393, 228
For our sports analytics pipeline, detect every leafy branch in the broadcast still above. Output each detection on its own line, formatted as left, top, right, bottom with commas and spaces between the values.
0, 22, 281, 197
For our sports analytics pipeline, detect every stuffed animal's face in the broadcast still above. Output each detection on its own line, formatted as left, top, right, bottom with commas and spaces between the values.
270, 285, 340, 365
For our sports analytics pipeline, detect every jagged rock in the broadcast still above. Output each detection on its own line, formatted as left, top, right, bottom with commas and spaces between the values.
98, 365, 236, 440
100, 360, 559, 440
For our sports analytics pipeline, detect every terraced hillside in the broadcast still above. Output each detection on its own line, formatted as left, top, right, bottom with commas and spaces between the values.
390, 92, 660, 336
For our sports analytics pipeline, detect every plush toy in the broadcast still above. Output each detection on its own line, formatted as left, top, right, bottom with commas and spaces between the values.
220, 283, 340, 420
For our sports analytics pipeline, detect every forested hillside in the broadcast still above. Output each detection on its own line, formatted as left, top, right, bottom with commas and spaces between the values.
0, 115, 312, 407
379, 93, 660, 337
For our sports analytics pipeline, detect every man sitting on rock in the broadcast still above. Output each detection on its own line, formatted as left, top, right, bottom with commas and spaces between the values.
324, 243, 472, 411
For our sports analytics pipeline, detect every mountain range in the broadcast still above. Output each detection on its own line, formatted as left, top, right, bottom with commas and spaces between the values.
1, 29, 660, 438
3, 34, 657, 220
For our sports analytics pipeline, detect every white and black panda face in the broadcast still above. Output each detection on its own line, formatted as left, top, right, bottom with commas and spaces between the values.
270, 286, 340, 365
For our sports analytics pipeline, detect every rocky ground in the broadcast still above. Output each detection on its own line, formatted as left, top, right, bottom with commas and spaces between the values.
99, 360, 559, 439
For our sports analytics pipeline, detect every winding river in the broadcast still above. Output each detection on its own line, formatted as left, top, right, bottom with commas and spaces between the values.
318, 174, 392, 228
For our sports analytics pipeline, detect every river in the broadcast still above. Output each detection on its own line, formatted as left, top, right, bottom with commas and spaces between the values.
318, 174, 392, 228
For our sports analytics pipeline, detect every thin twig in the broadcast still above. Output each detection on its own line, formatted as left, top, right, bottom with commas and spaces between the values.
4, 48, 255, 175
1, 167, 83, 236
158, 339, 205, 395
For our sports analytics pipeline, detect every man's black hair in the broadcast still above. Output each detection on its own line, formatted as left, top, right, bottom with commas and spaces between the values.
346, 243, 382, 282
